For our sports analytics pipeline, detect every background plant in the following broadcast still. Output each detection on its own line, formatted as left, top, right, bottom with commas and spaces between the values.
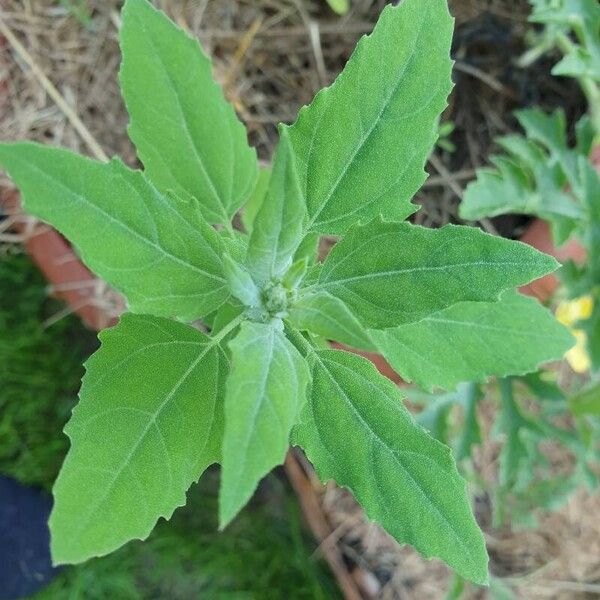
461, 0, 600, 377
0, 0, 574, 585
407, 0, 600, 536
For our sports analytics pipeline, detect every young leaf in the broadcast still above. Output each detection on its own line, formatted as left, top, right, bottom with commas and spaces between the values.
289, 291, 375, 351
50, 313, 228, 564
292, 348, 489, 584
371, 292, 574, 391
0, 143, 229, 321
241, 167, 271, 235
220, 321, 309, 528
325, 0, 350, 15
285, 0, 453, 235
309, 219, 558, 328
246, 129, 307, 283
223, 254, 261, 308
120, 0, 257, 225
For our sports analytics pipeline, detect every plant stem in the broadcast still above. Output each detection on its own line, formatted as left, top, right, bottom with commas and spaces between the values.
210, 313, 244, 344
555, 32, 600, 135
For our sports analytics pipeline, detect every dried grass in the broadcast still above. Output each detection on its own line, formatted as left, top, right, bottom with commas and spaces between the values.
0, 1, 596, 599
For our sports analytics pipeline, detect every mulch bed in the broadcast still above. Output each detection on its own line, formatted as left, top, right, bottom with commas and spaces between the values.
1, 1, 597, 598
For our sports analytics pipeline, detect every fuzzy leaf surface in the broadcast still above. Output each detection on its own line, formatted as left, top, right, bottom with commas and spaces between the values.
371, 292, 574, 391
285, 0, 453, 235
309, 219, 558, 328
220, 321, 309, 527
292, 349, 489, 584
120, 0, 257, 225
289, 291, 375, 351
0, 143, 228, 320
50, 314, 227, 564
246, 130, 306, 283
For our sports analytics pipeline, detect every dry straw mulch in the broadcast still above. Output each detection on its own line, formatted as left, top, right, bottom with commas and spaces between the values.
0, 1, 597, 599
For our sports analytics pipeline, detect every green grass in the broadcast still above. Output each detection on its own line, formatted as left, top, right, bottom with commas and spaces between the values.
0, 252, 94, 488
0, 252, 340, 600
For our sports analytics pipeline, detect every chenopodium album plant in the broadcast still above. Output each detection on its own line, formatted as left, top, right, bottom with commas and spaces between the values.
0, 0, 574, 584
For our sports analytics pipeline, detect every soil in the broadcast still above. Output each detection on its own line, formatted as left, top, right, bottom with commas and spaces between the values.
0, 1, 597, 599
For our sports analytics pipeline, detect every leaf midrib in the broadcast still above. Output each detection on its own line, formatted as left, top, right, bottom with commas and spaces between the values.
303, 6, 430, 232
312, 352, 481, 565
66, 339, 221, 548
312, 260, 540, 290
19, 156, 225, 285
130, 8, 232, 225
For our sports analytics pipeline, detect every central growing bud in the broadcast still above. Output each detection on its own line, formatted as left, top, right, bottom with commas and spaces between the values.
261, 281, 289, 316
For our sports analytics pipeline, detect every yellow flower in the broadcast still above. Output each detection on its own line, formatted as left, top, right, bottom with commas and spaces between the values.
556, 295, 594, 373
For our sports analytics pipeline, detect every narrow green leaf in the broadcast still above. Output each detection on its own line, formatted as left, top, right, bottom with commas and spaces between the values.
120, 0, 257, 225
242, 167, 271, 234
220, 321, 309, 527
289, 291, 375, 351
292, 349, 489, 584
282, 257, 309, 291
223, 254, 261, 308
50, 313, 228, 564
294, 232, 320, 265
0, 143, 228, 321
371, 292, 574, 391
456, 384, 483, 462
309, 219, 559, 328
497, 379, 536, 488
285, 0, 453, 235
246, 129, 307, 283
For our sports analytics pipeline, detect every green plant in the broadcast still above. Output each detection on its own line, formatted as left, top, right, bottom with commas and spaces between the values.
0, 254, 336, 599
0, 0, 573, 585
461, 0, 600, 376
59, 0, 92, 26
0, 253, 94, 488
437, 120, 457, 153
324, 0, 350, 15
410, 376, 600, 527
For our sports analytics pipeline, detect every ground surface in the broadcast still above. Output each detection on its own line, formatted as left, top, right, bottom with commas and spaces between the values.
0, 1, 598, 599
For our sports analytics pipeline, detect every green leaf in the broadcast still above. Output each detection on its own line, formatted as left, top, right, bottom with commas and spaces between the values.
497, 379, 538, 488
50, 313, 228, 564
223, 254, 261, 308
371, 292, 574, 391
292, 348, 489, 584
242, 167, 271, 234
516, 108, 568, 157
289, 291, 375, 351
246, 130, 307, 283
325, 0, 350, 15
570, 382, 600, 416
120, 0, 257, 225
308, 219, 559, 328
459, 138, 582, 246
0, 143, 228, 321
285, 0, 453, 235
456, 384, 482, 462
220, 321, 309, 527
294, 232, 320, 265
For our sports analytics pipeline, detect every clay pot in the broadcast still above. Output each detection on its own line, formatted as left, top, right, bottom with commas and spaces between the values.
519, 218, 586, 302
1, 190, 117, 330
